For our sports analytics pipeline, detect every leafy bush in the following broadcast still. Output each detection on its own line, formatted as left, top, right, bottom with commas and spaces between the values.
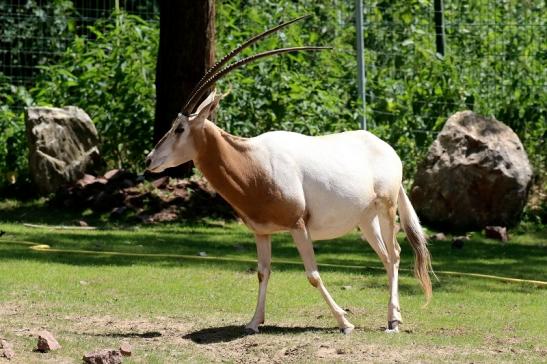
0, 75, 33, 184
0, 0, 75, 187
216, 0, 545, 180
0, 0, 544, 216
0, 0, 75, 84
215, 1, 359, 138
32, 11, 158, 170
0, 10, 157, 183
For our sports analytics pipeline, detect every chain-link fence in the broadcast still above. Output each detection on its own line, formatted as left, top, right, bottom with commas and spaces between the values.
2, 0, 544, 122
361, 0, 546, 134
0, 0, 158, 86
0, 0, 545, 185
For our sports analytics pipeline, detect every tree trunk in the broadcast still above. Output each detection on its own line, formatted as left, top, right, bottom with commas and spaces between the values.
153, 0, 215, 176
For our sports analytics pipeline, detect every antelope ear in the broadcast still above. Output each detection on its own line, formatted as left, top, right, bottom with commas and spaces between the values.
193, 90, 221, 121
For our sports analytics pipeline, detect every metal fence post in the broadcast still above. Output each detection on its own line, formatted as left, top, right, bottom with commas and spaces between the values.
434, 0, 446, 57
356, 0, 367, 130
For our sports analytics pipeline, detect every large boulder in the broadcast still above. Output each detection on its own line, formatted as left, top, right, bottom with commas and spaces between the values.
411, 111, 533, 230
26, 106, 101, 194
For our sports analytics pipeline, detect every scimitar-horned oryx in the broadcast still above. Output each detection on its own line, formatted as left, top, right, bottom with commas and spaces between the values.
146, 15, 433, 334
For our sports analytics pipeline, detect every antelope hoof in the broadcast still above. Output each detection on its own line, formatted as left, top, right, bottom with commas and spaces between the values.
385, 320, 400, 334
244, 327, 259, 335
339, 324, 355, 335
244, 324, 260, 335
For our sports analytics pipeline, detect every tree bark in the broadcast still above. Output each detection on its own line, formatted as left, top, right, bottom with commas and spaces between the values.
153, 0, 215, 176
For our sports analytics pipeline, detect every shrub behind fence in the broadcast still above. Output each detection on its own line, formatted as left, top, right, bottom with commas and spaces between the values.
0, 1, 544, 204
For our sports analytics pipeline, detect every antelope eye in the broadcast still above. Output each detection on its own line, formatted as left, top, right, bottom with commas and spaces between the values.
174, 124, 185, 134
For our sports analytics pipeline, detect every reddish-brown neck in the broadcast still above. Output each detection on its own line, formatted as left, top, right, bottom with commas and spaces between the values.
191, 120, 303, 229
193, 120, 254, 197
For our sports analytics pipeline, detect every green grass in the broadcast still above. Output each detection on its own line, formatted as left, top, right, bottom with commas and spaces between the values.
0, 199, 546, 363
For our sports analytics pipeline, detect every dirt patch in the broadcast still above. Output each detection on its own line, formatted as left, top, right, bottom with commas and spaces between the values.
0, 300, 25, 317
62, 314, 191, 341
316, 344, 351, 359
177, 324, 532, 364
426, 326, 469, 337
533, 347, 547, 357
0, 308, 537, 363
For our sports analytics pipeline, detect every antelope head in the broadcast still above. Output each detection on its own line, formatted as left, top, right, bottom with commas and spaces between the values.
145, 91, 221, 173
146, 15, 330, 173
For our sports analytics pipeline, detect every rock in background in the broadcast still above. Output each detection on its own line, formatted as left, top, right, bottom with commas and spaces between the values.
411, 111, 532, 230
35, 330, 61, 352
26, 106, 102, 194
0, 338, 15, 360
83, 349, 122, 364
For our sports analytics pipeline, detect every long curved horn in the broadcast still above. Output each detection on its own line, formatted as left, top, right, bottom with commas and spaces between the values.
185, 15, 312, 113
183, 46, 331, 114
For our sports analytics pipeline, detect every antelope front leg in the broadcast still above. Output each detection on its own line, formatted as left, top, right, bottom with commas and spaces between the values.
291, 221, 355, 334
245, 234, 271, 334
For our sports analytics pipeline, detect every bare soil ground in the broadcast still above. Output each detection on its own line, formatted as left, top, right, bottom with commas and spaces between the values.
3, 305, 544, 364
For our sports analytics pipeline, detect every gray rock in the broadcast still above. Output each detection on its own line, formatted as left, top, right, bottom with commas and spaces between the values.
36, 330, 61, 352
119, 342, 132, 357
26, 106, 101, 194
484, 226, 509, 242
83, 349, 122, 364
1, 339, 15, 359
430, 233, 448, 241
411, 111, 532, 230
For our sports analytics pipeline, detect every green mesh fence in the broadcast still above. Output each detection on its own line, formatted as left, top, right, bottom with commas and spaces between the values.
361, 0, 546, 132
0, 1, 545, 180
0, 0, 158, 86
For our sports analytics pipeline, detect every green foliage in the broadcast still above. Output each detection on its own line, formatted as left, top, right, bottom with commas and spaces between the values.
0, 9, 157, 180
0, 0, 75, 81
216, 0, 545, 180
215, 0, 359, 137
0, 204, 545, 362
32, 11, 158, 169
0, 0, 544, 218
0, 74, 33, 184
0, 0, 75, 185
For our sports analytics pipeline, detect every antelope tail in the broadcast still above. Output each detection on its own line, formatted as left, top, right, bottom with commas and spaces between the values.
398, 185, 433, 305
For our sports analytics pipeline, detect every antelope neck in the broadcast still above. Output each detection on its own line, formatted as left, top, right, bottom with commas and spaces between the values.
192, 120, 261, 214
192, 120, 303, 229
193, 120, 254, 192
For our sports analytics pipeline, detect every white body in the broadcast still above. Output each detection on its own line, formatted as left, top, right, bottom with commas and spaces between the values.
244, 130, 401, 240
146, 91, 432, 334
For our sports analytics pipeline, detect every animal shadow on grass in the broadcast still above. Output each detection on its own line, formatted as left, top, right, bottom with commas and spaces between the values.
87, 331, 163, 339
183, 325, 333, 344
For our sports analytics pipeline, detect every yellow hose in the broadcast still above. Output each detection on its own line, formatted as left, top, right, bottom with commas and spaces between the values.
1, 238, 546, 287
